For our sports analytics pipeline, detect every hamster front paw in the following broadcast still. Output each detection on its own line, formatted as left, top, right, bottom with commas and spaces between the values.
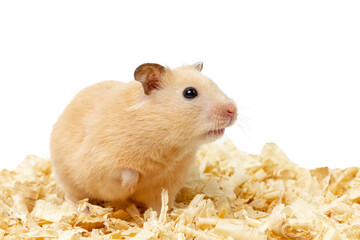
120, 169, 139, 193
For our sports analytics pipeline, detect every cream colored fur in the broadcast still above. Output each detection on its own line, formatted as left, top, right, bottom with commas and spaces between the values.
50, 64, 236, 212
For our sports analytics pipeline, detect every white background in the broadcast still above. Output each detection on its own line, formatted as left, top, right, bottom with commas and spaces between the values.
0, 0, 359, 170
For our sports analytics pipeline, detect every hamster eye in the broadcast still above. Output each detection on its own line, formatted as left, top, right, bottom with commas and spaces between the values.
183, 87, 198, 99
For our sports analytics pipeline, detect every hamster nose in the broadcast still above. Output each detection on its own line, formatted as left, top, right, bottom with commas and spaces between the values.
224, 103, 236, 117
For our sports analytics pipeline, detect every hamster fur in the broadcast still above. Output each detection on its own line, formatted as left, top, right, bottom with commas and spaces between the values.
50, 62, 237, 213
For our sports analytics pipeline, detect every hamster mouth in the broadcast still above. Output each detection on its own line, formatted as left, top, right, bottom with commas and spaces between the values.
207, 128, 225, 138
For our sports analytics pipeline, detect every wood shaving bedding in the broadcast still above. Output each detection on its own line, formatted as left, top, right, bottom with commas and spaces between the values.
1, 141, 360, 239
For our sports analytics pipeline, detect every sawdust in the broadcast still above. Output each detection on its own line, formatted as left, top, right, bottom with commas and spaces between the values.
1, 141, 360, 239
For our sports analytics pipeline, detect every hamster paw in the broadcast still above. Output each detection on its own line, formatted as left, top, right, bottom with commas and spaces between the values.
120, 169, 139, 194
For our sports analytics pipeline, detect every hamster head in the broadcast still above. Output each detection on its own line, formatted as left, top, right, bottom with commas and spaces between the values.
134, 62, 237, 146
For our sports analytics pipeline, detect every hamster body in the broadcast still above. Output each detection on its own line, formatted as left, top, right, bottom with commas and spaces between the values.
51, 62, 237, 212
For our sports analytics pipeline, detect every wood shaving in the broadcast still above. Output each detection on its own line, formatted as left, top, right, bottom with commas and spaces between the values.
1, 141, 360, 239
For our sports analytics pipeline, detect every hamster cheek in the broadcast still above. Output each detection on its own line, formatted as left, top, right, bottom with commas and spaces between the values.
120, 169, 139, 194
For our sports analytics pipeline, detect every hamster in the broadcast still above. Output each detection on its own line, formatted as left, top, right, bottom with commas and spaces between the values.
50, 62, 237, 213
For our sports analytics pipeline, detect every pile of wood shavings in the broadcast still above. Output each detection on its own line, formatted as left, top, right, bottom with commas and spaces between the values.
1, 142, 360, 239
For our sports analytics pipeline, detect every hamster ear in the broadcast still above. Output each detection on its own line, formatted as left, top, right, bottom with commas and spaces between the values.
193, 62, 203, 72
134, 63, 165, 95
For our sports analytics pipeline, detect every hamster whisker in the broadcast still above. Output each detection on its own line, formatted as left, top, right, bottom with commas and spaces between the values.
233, 111, 256, 139
235, 121, 251, 139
